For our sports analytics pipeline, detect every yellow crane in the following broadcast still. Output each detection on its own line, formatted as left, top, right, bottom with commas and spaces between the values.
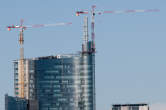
7, 19, 26, 98
7, 19, 72, 98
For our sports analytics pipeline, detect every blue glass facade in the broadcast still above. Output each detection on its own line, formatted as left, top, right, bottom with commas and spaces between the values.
12, 16, 95, 110
5, 94, 28, 110
34, 53, 95, 110
13, 52, 95, 110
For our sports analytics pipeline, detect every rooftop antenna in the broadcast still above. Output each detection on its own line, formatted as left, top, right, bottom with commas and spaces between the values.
91, 5, 96, 52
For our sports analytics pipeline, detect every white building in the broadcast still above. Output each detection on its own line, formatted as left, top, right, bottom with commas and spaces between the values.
112, 104, 149, 110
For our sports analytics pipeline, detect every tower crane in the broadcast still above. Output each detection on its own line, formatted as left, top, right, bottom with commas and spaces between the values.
7, 20, 72, 98
76, 6, 159, 110
76, 5, 159, 53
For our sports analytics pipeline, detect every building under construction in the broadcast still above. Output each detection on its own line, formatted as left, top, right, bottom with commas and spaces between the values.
5, 5, 159, 110
6, 17, 96, 110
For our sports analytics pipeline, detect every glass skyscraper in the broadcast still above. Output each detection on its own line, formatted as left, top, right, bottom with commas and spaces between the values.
14, 52, 95, 110
13, 17, 96, 110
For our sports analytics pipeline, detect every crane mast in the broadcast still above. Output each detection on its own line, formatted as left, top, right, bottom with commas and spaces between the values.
76, 5, 159, 53
91, 5, 96, 52
7, 20, 72, 98
19, 28, 25, 98
82, 16, 89, 53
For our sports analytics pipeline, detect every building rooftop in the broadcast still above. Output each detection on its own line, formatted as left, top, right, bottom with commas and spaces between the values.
112, 103, 148, 107
13, 53, 82, 62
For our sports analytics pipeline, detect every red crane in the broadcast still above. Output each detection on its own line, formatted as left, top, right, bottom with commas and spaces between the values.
76, 5, 159, 53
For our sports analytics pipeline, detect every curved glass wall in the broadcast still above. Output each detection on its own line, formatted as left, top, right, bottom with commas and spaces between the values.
34, 54, 95, 110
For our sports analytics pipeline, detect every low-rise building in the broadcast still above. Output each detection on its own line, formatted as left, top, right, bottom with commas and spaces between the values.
5, 94, 28, 110
112, 103, 149, 110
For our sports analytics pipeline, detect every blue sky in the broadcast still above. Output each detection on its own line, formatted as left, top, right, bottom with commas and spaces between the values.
0, 0, 166, 110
